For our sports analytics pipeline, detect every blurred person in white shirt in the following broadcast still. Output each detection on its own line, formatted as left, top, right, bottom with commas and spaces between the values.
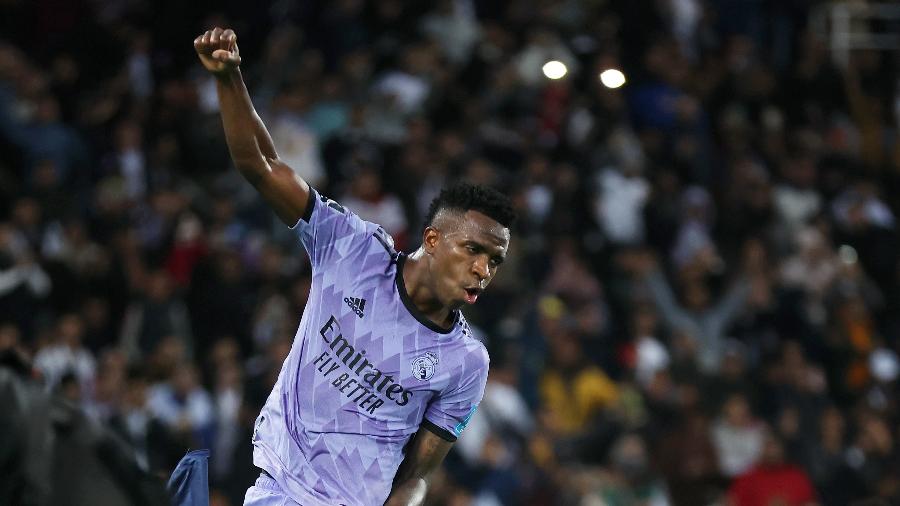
711, 393, 765, 477
340, 165, 410, 249
34, 313, 95, 394
147, 361, 214, 449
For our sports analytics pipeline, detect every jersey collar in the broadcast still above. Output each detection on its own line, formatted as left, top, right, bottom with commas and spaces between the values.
395, 254, 458, 335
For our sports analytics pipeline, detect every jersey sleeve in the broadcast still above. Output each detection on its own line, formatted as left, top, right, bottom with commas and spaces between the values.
291, 188, 377, 269
422, 347, 489, 442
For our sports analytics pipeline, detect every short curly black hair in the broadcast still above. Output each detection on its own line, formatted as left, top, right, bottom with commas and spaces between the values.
425, 183, 516, 229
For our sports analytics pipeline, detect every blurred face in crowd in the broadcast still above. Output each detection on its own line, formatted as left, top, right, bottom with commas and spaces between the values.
216, 251, 243, 283
259, 244, 284, 280
115, 121, 142, 150
173, 364, 199, 397
0, 324, 20, 351
349, 167, 382, 201
423, 210, 509, 309
267, 337, 292, 367
146, 271, 174, 301
722, 394, 753, 427
720, 352, 746, 380
611, 434, 650, 480
124, 376, 148, 409
820, 407, 845, 449
683, 281, 710, 311
151, 336, 187, 379
60, 375, 81, 402
858, 416, 893, 456
797, 227, 828, 261
550, 332, 583, 370
215, 361, 242, 391
210, 338, 240, 367
35, 95, 60, 123
12, 198, 41, 228
33, 159, 59, 188
95, 350, 126, 403
464, 159, 499, 187
781, 341, 807, 370
631, 306, 657, 337
212, 196, 235, 223
58, 313, 84, 347
783, 155, 817, 188
760, 433, 786, 466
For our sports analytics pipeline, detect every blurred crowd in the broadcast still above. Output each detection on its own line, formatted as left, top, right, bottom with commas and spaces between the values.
2, 0, 900, 505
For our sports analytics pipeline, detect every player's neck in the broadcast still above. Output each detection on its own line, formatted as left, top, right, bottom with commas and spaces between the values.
402, 250, 455, 329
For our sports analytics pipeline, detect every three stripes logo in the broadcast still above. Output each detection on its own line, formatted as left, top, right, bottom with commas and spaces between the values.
344, 297, 367, 318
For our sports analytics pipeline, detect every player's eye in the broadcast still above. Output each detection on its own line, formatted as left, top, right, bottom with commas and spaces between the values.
465, 245, 478, 254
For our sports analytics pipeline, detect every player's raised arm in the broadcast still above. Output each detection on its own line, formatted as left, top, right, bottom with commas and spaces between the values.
384, 429, 453, 506
193, 27, 310, 225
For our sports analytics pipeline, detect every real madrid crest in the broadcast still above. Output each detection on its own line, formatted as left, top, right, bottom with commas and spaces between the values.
411, 351, 439, 381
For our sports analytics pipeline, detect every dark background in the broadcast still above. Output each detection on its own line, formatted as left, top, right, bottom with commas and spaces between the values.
2, 0, 900, 504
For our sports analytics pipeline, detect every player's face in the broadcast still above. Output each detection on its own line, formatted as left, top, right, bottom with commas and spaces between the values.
426, 210, 510, 308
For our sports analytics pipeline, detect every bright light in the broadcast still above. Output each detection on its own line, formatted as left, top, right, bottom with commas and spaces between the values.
599, 68, 626, 88
542, 60, 568, 80
839, 245, 858, 265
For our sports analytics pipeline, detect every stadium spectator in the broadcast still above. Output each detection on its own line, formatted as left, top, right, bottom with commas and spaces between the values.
727, 432, 817, 506
539, 328, 618, 436
711, 393, 766, 478
33, 312, 95, 392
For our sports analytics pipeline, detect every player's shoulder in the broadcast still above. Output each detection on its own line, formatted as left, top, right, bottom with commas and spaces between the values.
309, 189, 372, 232
309, 189, 399, 258
455, 314, 490, 367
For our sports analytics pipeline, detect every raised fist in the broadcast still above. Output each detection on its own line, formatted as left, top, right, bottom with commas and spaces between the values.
193, 27, 241, 75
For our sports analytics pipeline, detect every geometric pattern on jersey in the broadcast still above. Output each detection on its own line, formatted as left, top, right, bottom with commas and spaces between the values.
251, 189, 489, 506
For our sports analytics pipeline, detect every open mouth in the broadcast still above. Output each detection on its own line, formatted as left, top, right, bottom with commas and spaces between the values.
463, 287, 481, 304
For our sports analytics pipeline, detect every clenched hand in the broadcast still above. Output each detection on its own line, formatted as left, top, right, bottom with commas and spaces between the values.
194, 27, 241, 75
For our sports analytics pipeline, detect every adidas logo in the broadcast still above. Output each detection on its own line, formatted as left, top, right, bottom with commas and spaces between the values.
344, 297, 366, 318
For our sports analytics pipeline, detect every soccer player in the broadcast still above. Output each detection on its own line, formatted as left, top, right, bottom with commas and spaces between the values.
193, 28, 515, 506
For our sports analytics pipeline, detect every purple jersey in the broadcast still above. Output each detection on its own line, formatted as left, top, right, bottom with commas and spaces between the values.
251, 190, 489, 506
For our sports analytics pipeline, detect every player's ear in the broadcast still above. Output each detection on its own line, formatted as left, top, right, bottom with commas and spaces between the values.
422, 227, 439, 254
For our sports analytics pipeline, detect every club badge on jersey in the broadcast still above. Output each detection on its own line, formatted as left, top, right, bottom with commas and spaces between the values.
411, 352, 439, 381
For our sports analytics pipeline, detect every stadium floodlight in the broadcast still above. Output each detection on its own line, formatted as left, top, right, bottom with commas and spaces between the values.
542, 60, 568, 80
599, 68, 626, 88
